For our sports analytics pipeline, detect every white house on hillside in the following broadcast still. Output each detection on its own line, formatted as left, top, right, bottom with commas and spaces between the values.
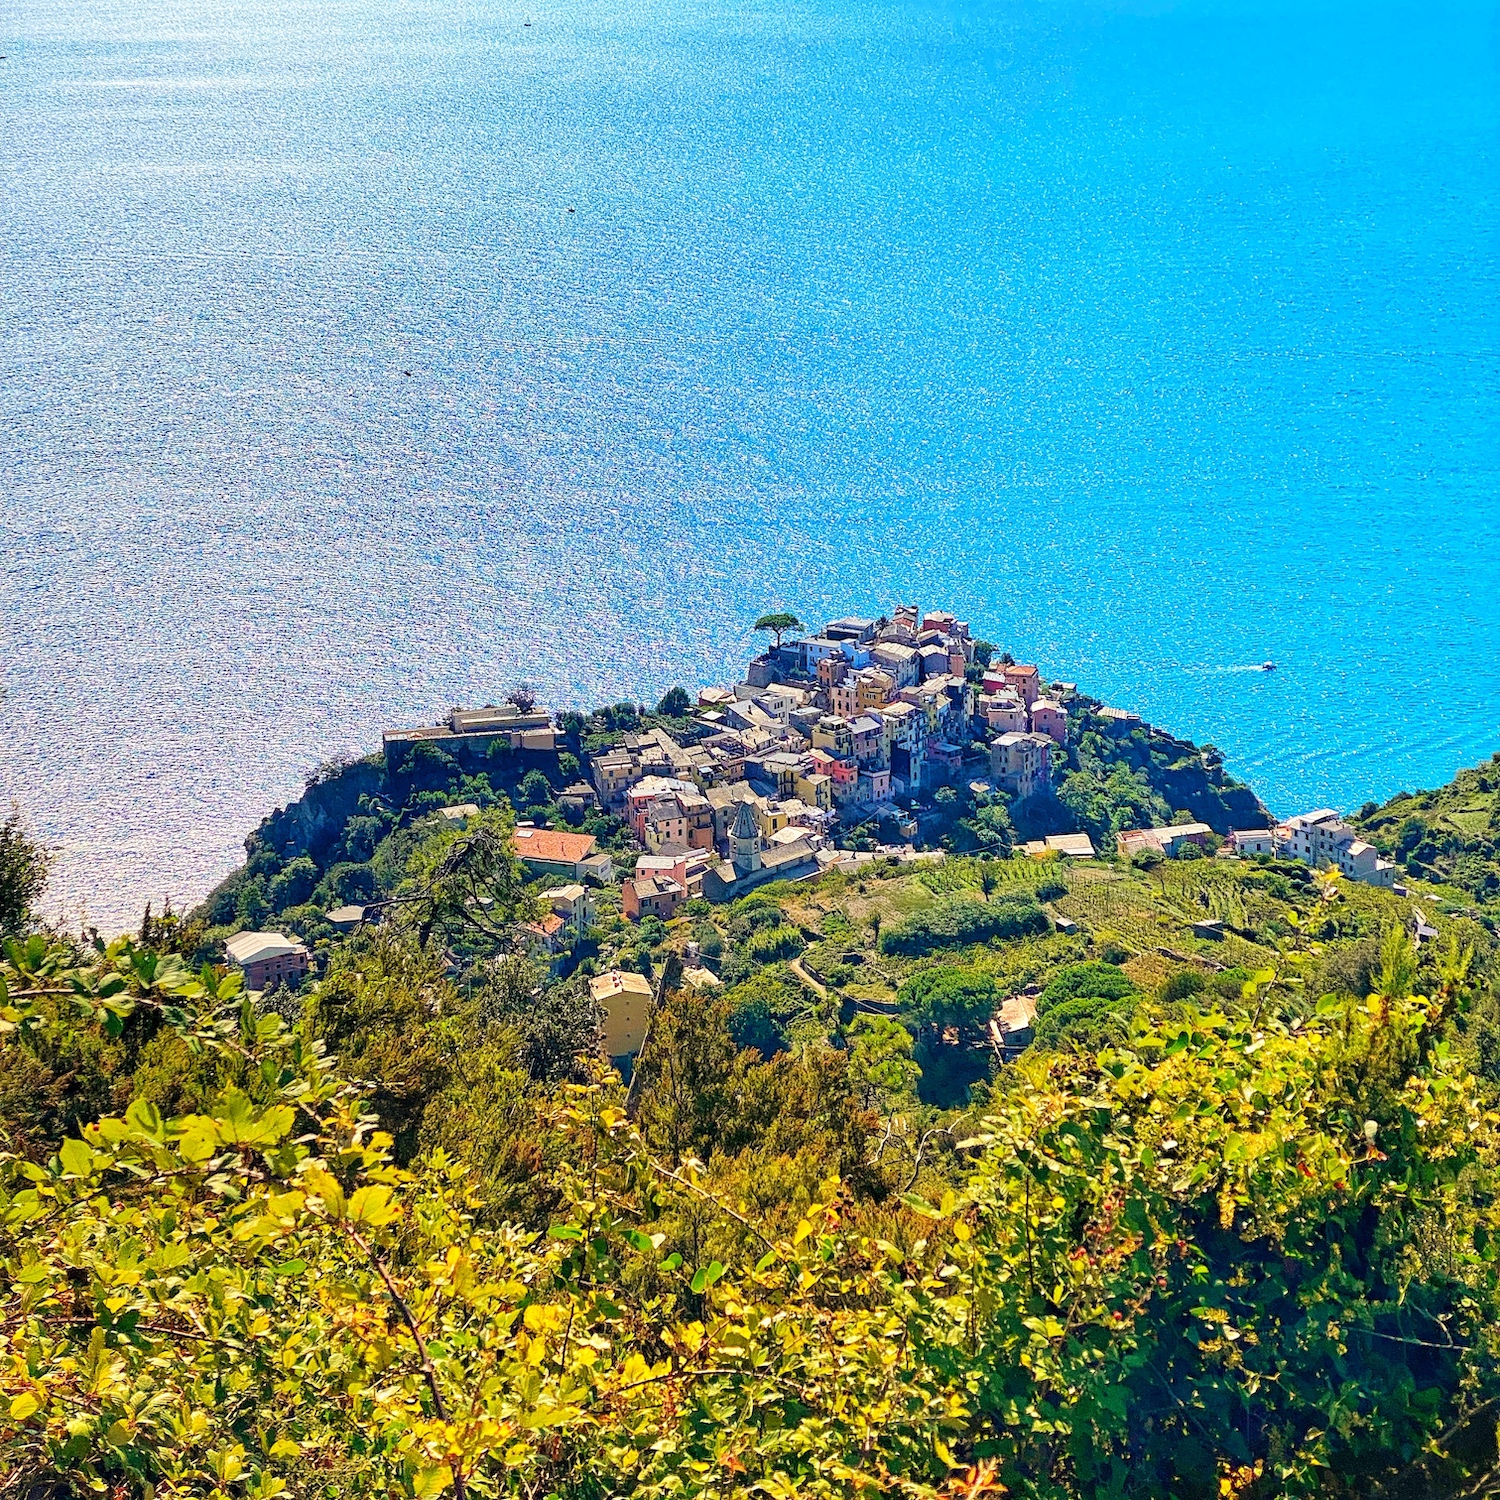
1277, 809, 1395, 886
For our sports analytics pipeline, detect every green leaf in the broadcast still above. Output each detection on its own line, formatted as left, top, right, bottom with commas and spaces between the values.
690, 1260, 726, 1293
59, 1138, 92, 1178
124, 1098, 164, 1139
212, 1091, 294, 1147
623, 1229, 655, 1253
348, 1185, 399, 1227
177, 1121, 217, 1163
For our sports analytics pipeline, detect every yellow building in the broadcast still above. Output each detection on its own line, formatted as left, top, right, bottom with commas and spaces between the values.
589, 970, 654, 1058
856, 669, 895, 711
756, 800, 792, 838
795, 771, 834, 811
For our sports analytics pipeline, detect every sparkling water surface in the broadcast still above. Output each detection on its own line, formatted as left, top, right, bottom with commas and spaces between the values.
2, 0, 1498, 930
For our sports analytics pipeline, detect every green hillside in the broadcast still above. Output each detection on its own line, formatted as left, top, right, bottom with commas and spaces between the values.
1352, 751, 1500, 904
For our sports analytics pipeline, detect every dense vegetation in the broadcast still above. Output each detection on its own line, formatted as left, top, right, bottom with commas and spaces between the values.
9, 742, 1500, 1495
1354, 750, 1500, 904
877, 892, 1050, 957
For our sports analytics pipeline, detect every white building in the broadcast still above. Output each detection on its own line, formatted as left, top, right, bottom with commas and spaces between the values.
1229, 829, 1277, 856
1276, 809, 1395, 886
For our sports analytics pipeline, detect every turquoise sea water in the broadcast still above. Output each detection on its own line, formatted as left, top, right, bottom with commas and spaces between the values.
2, 0, 1498, 928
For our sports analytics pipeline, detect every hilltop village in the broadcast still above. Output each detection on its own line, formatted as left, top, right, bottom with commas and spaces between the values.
380, 603, 1393, 921
207, 603, 1410, 1034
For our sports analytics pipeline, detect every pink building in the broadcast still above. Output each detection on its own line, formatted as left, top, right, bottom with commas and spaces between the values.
1030, 699, 1067, 745
990, 732, 1052, 800
828, 757, 858, 787
982, 692, 1028, 734
849, 715, 884, 766
1003, 664, 1041, 707
817, 654, 848, 690
810, 747, 846, 779
625, 776, 694, 835
622, 874, 685, 921
225, 932, 311, 992
525, 912, 569, 955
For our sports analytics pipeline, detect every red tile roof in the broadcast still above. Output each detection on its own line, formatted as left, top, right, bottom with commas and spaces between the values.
510, 827, 598, 864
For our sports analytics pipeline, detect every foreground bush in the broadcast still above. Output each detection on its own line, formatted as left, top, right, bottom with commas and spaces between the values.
1, 933, 1498, 1497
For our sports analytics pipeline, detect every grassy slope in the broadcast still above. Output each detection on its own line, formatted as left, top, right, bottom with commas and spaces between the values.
647, 843, 1493, 1106
1352, 751, 1500, 906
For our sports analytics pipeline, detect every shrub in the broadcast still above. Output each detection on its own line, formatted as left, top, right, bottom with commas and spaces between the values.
722, 967, 806, 1058
518, 770, 553, 807
236, 881, 269, 928
726, 991, 786, 1058
269, 856, 317, 912
5, 930, 1500, 1496
340, 814, 387, 863
318, 861, 377, 905
204, 880, 241, 926
1159, 968, 1207, 1004
1039, 961, 1138, 1015
878, 894, 1048, 958
744, 925, 805, 964
692, 921, 723, 958
1211, 967, 1253, 1003
1033, 991, 1134, 1052
1034, 875, 1068, 902
896, 967, 1000, 1029
619, 947, 652, 976
730, 903, 787, 942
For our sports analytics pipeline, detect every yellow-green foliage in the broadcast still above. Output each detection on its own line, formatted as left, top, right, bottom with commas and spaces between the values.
3, 917, 1500, 1499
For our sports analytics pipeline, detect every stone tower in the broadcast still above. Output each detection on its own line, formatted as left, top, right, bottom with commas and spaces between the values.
730, 798, 762, 874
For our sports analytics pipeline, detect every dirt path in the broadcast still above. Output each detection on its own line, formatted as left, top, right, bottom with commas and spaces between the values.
788, 956, 828, 999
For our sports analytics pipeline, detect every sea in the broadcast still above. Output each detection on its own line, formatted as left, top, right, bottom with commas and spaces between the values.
2, 0, 1498, 931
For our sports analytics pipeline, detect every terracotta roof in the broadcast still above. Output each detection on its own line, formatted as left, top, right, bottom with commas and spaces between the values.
997, 993, 1038, 1034
510, 827, 598, 864
528, 913, 566, 937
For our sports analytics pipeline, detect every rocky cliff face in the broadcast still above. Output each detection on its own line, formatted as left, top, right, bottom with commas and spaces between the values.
1146, 741, 1269, 833
253, 756, 386, 866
